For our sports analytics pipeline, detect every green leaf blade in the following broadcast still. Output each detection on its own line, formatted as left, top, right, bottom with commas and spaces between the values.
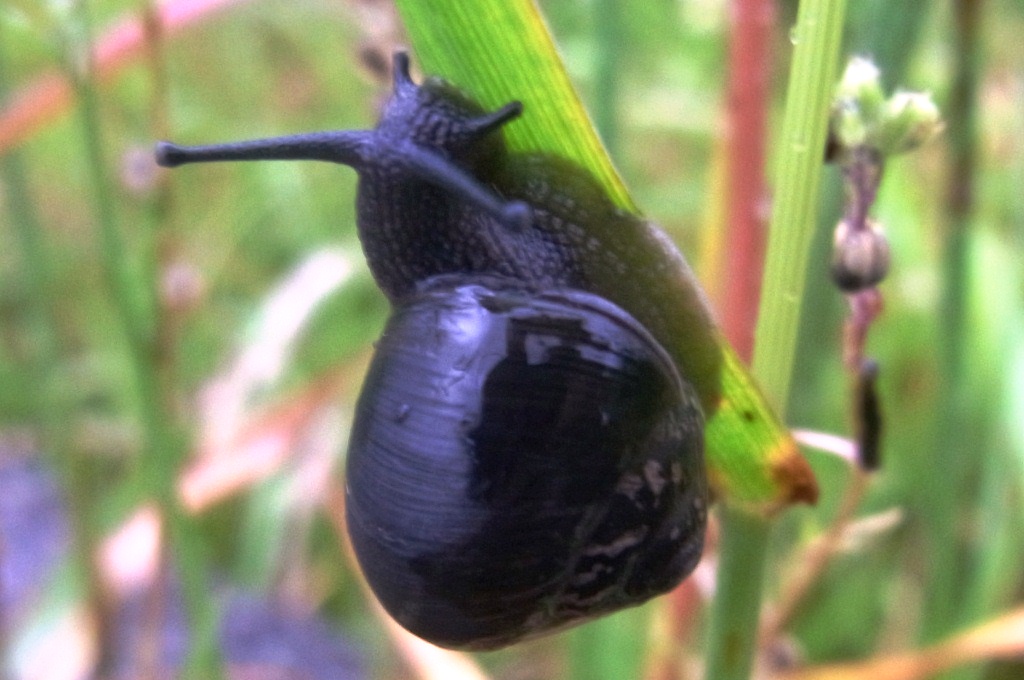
395, 0, 816, 510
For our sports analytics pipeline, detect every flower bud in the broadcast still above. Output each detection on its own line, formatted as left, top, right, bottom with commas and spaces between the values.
829, 57, 885, 157
829, 57, 942, 161
832, 100, 869, 150
876, 91, 943, 156
837, 58, 885, 118
830, 218, 891, 292
837, 57, 883, 100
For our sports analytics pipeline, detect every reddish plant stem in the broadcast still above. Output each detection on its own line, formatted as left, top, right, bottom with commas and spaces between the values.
665, 0, 775, 671
842, 287, 883, 370
719, 0, 774, 361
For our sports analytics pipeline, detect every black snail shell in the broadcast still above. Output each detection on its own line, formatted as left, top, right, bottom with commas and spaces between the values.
347, 275, 705, 649
156, 52, 708, 651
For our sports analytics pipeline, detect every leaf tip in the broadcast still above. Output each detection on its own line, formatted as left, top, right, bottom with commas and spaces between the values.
771, 438, 820, 506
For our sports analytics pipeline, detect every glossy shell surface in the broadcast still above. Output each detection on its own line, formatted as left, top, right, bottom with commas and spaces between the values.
345, 276, 707, 650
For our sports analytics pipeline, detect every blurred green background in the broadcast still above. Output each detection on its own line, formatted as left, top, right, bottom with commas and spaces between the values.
1, 0, 1022, 679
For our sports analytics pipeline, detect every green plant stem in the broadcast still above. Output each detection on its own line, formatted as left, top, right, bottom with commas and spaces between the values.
0, 23, 115, 675
568, 607, 647, 680
751, 0, 848, 401
68, 1, 225, 675
704, 506, 771, 680
706, 0, 847, 678
921, 0, 981, 657
2, 145, 117, 676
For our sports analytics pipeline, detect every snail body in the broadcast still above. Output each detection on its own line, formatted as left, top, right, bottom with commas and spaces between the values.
157, 52, 709, 650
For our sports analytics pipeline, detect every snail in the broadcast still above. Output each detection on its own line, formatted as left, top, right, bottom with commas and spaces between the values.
156, 52, 710, 651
